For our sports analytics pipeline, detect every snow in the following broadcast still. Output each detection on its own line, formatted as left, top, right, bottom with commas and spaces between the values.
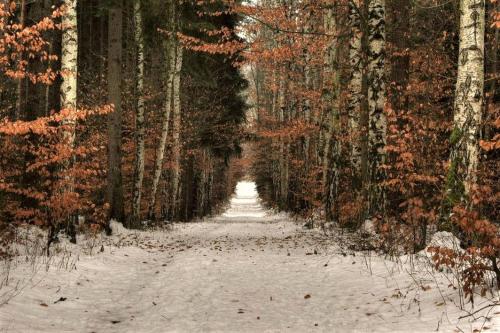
1, 182, 499, 332
361, 219, 377, 235
426, 231, 462, 251
221, 181, 268, 219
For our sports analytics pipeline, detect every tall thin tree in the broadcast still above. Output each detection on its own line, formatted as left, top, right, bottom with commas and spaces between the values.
130, 0, 145, 225
15, 0, 27, 120
321, 4, 341, 221
107, 0, 125, 222
170, 43, 183, 220
148, 0, 177, 219
446, 0, 485, 203
367, 0, 387, 216
59, 0, 78, 243
347, 0, 364, 186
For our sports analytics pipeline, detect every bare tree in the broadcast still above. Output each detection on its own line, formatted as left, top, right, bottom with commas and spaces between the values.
130, 0, 146, 226
107, 1, 124, 222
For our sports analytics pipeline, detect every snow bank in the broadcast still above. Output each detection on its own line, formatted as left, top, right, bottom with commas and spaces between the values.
109, 219, 130, 236
361, 219, 377, 235
425, 231, 462, 251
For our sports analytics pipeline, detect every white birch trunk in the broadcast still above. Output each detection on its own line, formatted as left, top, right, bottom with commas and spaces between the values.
61, 0, 78, 134
347, 0, 363, 174
170, 44, 183, 219
448, 0, 484, 199
131, 0, 145, 223
367, 0, 387, 214
60, 0, 78, 181
55, 0, 78, 240
148, 3, 176, 219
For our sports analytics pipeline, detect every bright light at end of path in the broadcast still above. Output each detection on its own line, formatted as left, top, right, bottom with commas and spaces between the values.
222, 181, 267, 218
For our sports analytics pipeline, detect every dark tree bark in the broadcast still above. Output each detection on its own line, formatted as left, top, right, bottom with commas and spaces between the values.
106, 1, 125, 222
387, 0, 410, 117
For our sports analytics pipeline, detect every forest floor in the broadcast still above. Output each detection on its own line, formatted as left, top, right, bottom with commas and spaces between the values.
0, 182, 499, 333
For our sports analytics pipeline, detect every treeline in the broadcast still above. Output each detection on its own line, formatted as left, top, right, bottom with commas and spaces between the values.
242, 0, 499, 286
0, 0, 247, 247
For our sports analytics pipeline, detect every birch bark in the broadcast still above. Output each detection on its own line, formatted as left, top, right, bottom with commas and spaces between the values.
367, 0, 387, 215
347, 0, 363, 177
170, 44, 183, 220
61, 0, 78, 133
447, 0, 485, 201
131, 0, 145, 224
58, 0, 78, 241
148, 1, 176, 219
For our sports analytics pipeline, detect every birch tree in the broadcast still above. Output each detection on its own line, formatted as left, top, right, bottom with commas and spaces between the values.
367, 0, 387, 215
59, 0, 78, 242
347, 0, 363, 184
148, 0, 177, 219
131, 0, 145, 225
446, 0, 485, 204
321, 5, 341, 221
60, 0, 78, 131
61, 0, 78, 144
170, 43, 183, 220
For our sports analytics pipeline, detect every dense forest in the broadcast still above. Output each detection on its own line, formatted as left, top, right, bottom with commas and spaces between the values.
0, 0, 248, 238
0, 0, 498, 331
243, 0, 500, 286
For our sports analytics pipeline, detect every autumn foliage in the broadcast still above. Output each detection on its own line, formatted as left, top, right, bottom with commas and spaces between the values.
232, 0, 499, 292
0, 3, 110, 252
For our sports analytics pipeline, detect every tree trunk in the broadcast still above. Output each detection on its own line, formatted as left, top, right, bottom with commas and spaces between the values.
367, 0, 387, 216
106, 2, 124, 222
130, 0, 145, 226
278, 69, 289, 209
270, 63, 280, 202
359, 0, 370, 211
447, 0, 485, 203
43, 0, 55, 117
322, 6, 341, 222
347, 0, 364, 190
60, 0, 78, 142
148, 1, 176, 219
485, 0, 499, 139
170, 44, 183, 220
387, 0, 410, 116
59, 0, 78, 243
197, 149, 208, 217
15, 0, 27, 121
303, 10, 312, 163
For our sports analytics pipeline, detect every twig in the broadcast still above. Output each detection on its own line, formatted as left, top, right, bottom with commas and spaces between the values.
458, 302, 499, 319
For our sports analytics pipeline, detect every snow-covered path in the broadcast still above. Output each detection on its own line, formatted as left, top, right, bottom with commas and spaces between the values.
1, 182, 498, 332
